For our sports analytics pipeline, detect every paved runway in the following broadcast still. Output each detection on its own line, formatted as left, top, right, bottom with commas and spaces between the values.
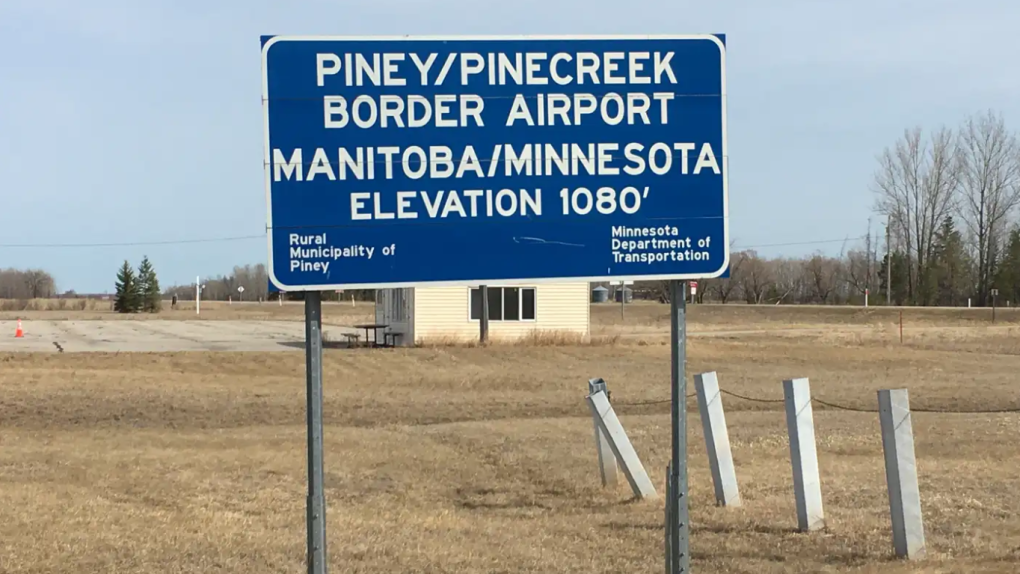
0, 319, 907, 353
0, 320, 361, 353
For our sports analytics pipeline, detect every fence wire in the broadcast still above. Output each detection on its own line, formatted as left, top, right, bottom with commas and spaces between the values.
607, 389, 1020, 415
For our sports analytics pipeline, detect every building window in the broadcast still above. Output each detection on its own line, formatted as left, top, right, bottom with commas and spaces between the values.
470, 286, 536, 321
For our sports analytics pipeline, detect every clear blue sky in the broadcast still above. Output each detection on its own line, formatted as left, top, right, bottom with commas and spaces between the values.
2, 0, 1018, 294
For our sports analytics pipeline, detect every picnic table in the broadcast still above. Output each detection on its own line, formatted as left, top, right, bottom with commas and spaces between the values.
352, 323, 389, 347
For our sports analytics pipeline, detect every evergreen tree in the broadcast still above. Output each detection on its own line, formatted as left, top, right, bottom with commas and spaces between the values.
994, 229, 1020, 306
878, 251, 910, 305
137, 256, 162, 313
114, 260, 141, 313
931, 217, 971, 306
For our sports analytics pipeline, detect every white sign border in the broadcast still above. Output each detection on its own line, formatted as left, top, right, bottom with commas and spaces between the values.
261, 34, 728, 291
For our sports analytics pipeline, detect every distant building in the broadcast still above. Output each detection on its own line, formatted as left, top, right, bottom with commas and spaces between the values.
376, 282, 590, 346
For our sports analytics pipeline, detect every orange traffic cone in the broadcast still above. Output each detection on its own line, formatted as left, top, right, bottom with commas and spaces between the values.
15, 319, 24, 338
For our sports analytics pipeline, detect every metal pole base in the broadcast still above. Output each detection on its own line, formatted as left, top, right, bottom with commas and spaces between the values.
668, 280, 690, 573
305, 292, 328, 574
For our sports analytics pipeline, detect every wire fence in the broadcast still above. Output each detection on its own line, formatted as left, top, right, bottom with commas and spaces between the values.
607, 388, 1020, 415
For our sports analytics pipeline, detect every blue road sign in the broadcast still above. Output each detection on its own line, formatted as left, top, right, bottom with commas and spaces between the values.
261, 34, 728, 291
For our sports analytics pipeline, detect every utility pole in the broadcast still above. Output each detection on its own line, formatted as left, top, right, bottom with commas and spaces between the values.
866, 218, 872, 307
886, 220, 892, 305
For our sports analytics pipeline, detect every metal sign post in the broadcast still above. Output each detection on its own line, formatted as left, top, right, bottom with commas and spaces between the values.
669, 280, 690, 573
304, 291, 328, 574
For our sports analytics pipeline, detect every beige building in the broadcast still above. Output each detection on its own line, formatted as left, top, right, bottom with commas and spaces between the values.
375, 282, 590, 346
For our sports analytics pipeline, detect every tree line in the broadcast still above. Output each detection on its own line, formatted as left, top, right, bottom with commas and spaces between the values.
633, 230, 1019, 308
0, 268, 58, 299
872, 110, 1020, 307
163, 264, 271, 302
633, 110, 1020, 308
161, 264, 376, 303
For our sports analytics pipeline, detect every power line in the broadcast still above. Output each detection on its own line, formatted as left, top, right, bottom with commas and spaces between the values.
0, 232, 868, 251
732, 235, 867, 250
0, 234, 265, 248
615, 390, 1020, 415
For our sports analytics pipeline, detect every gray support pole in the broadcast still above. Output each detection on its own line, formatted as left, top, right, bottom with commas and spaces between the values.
694, 372, 741, 507
305, 292, 328, 574
479, 285, 489, 343
668, 280, 689, 573
664, 462, 673, 574
878, 389, 926, 560
783, 378, 825, 532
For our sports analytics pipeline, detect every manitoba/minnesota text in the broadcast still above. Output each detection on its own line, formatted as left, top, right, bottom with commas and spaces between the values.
270, 142, 721, 183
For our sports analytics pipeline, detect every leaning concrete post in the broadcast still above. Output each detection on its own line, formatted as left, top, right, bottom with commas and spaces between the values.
588, 378, 619, 487
694, 371, 741, 507
783, 378, 825, 531
878, 388, 926, 559
586, 390, 657, 500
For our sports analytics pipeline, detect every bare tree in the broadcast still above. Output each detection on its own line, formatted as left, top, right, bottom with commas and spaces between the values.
845, 248, 874, 301
770, 257, 805, 304
738, 251, 771, 304
804, 254, 844, 304
0, 268, 57, 299
23, 269, 56, 298
957, 110, 1020, 305
710, 252, 744, 304
872, 126, 961, 305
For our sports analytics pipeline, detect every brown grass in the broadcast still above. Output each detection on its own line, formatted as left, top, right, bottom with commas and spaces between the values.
0, 297, 100, 312
415, 329, 621, 348
2, 306, 1020, 572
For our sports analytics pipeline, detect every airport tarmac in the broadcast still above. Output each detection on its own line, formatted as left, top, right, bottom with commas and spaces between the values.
0, 320, 361, 352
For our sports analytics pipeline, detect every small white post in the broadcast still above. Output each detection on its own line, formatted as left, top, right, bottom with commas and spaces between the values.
878, 389, 926, 560
586, 390, 657, 500
195, 275, 200, 315
783, 378, 825, 531
694, 372, 741, 507
351, 294, 356, 307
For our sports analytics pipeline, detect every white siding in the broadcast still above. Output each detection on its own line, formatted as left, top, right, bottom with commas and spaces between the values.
412, 282, 590, 344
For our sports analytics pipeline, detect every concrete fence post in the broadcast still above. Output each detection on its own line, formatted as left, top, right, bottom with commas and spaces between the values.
783, 377, 825, 532
694, 371, 741, 507
878, 388, 926, 559
588, 378, 619, 487
586, 390, 657, 500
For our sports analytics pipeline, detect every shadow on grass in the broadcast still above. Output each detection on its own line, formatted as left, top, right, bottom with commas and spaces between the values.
698, 522, 803, 535
277, 339, 402, 350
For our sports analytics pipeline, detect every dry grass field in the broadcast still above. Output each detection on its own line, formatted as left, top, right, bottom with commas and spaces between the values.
2, 302, 1020, 573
